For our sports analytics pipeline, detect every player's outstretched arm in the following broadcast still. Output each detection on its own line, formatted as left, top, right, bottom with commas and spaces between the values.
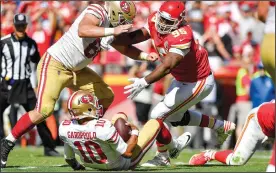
145, 52, 184, 84
122, 123, 139, 158
78, 14, 132, 38
111, 27, 157, 62
112, 27, 151, 45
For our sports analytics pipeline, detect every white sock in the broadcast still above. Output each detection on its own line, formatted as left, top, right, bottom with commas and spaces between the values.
166, 138, 178, 150
6, 134, 17, 143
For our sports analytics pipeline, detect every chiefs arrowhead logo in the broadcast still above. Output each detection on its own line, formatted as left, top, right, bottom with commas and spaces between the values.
120, 1, 130, 14
80, 94, 94, 104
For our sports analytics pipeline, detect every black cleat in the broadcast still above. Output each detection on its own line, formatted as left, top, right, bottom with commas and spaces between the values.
1, 139, 15, 168
44, 147, 61, 157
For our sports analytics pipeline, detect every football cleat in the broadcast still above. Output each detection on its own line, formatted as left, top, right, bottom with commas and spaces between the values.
141, 153, 171, 167
216, 121, 236, 145
189, 150, 214, 166
169, 132, 192, 159
1, 139, 15, 168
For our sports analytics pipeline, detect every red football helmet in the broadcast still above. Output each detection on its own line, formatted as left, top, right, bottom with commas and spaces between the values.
156, 1, 186, 34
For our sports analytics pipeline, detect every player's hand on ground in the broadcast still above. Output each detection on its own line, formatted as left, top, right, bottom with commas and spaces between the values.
124, 78, 149, 99
147, 52, 159, 62
125, 122, 138, 131
114, 24, 133, 36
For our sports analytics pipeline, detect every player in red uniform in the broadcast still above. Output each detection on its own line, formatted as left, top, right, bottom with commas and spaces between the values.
189, 100, 275, 169
112, 1, 236, 166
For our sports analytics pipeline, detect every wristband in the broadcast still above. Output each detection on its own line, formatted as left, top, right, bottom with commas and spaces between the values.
131, 130, 139, 136
104, 28, 115, 36
139, 52, 149, 61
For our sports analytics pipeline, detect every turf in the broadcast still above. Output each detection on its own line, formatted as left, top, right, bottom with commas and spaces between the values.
1, 146, 271, 172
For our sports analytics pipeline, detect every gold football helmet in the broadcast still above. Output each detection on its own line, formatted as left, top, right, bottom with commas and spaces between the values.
105, 1, 136, 27
67, 90, 103, 120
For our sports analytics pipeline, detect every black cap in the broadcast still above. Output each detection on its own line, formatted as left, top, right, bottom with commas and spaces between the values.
13, 13, 28, 25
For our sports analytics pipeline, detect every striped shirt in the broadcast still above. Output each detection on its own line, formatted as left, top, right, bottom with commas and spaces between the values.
1, 33, 40, 80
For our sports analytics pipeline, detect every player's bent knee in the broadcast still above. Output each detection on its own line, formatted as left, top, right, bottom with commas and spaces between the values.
29, 110, 48, 124
150, 102, 169, 119
100, 88, 115, 108
143, 119, 161, 133
229, 155, 247, 166
36, 105, 55, 119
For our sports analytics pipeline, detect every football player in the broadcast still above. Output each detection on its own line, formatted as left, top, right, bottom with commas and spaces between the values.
189, 100, 275, 170
59, 90, 191, 171
1, 1, 158, 168
112, 1, 235, 166
258, 2, 275, 172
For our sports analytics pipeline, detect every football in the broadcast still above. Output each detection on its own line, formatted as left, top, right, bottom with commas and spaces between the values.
114, 118, 131, 142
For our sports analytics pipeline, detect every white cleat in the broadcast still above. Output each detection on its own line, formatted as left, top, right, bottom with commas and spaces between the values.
169, 132, 192, 159
216, 121, 236, 145
141, 153, 171, 167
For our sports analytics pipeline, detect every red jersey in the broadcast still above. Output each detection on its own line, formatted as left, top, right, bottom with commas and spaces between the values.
144, 12, 211, 82
257, 101, 275, 138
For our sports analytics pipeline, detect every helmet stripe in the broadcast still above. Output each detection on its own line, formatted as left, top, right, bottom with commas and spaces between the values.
68, 91, 79, 110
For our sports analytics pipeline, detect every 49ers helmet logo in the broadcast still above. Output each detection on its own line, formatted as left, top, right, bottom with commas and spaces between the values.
80, 94, 94, 104
120, 1, 130, 13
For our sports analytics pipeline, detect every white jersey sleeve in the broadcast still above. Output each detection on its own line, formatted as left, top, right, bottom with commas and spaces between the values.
86, 4, 106, 25
95, 120, 128, 155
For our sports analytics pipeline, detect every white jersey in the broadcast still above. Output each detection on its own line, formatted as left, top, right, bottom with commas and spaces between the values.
264, 2, 275, 34
47, 4, 113, 71
59, 119, 129, 170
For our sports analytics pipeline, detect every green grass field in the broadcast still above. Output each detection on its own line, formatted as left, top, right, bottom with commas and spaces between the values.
1, 146, 271, 172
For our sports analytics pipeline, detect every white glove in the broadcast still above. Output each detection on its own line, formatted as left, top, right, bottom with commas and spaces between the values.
100, 35, 114, 50
124, 78, 149, 99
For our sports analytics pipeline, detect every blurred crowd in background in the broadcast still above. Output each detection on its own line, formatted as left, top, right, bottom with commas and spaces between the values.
1, 1, 274, 150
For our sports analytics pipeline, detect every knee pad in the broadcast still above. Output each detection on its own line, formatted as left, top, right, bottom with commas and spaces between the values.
150, 102, 170, 119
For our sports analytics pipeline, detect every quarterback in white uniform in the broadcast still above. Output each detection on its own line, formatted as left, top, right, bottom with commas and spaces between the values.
59, 90, 192, 171
1, 1, 158, 168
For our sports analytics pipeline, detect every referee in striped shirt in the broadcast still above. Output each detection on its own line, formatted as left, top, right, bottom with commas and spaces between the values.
0, 13, 60, 156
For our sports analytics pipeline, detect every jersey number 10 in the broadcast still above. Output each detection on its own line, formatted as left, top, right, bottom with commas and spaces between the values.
74, 140, 107, 164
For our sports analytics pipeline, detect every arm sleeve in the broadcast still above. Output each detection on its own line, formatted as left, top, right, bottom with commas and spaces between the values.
64, 143, 75, 160
30, 43, 40, 64
169, 48, 190, 57
169, 27, 193, 57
